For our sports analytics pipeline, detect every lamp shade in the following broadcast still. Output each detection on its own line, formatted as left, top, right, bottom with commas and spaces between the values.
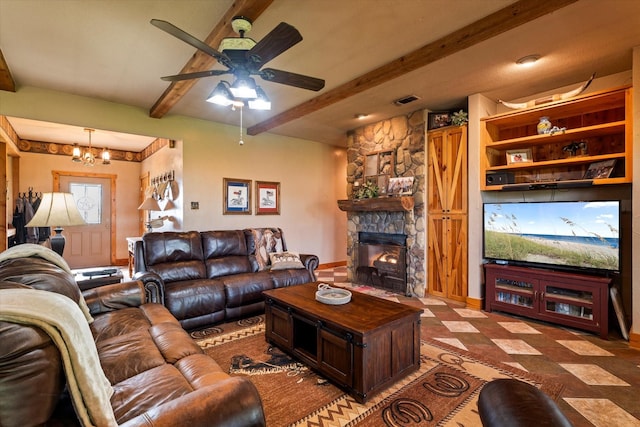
26, 193, 86, 227
138, 196, 161, 211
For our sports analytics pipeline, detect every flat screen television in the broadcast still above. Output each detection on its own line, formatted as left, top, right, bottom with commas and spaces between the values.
483, 201, 620, 275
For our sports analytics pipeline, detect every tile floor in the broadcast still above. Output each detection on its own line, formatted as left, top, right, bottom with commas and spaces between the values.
316, 266, 640, 427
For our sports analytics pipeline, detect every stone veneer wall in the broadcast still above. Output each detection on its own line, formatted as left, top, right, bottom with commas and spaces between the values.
345, 111, 426, 297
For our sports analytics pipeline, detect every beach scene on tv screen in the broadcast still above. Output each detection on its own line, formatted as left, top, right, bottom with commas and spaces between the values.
484, 201, 619, 271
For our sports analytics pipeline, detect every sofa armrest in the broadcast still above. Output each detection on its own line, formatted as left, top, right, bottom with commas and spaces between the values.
299, 254, 319, 281
132, 271, 165, 304
82, 272, 163, 316
82, 280, 146, 315
119, 376, 265, 427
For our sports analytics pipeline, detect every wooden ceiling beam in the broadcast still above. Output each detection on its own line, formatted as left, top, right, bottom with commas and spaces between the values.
247, 0, 578, 136
0, 49, 16, 92
149, 0, 274, 118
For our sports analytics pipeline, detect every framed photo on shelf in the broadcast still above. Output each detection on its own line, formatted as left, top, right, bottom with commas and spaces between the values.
506, 148, 533, 164
387, 176, 414, 196
223, 178, 251, 214
583, 159, 616, 179
255, 181, 280, 215
427, 111, 452, 130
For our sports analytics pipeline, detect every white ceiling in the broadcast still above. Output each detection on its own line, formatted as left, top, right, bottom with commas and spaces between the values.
1, 0, 639, 150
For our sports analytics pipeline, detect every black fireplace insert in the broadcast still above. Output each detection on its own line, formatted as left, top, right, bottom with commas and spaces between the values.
356, 232, 407, 294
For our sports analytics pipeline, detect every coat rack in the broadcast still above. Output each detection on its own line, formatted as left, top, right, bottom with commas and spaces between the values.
150, 170, 175, 201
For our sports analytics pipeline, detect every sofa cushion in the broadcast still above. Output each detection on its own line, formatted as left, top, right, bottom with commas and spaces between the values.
221, 271, 274, 308
269, 251, 305, 270
143, 231, 204, 265
164, 279, 226, 324
201, 230, 248, 257
202, 230, 254, 278
269, 268, 314, 288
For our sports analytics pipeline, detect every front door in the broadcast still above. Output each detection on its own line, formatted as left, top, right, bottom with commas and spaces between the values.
55, 172, 114, 268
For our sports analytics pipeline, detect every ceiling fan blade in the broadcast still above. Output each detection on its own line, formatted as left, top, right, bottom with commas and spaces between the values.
259, 68, 325, 91
161, 69, 230, 82
151, 19, 232, 67
247, 22, 303, 69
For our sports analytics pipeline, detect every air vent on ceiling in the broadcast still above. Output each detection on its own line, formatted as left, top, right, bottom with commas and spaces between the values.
393, 95, 420, 106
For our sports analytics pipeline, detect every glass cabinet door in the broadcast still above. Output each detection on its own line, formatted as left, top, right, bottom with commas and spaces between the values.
543, 285, 594, 320
494, 277, 535, 309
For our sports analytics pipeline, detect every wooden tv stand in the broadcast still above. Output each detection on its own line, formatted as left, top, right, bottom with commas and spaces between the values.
263, 283, 422, 403
484, 264, 612, 338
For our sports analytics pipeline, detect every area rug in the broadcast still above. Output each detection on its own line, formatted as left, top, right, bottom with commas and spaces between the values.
194, 316, 563, 427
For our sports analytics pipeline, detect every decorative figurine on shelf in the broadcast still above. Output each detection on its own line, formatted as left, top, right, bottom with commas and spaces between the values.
548, 125, 567, 135
537, 116, 552, 134
562, 141, 588, 157
451, 110, 468, 126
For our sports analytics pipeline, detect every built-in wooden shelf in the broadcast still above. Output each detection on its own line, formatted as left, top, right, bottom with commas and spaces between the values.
337, 196, 414, 212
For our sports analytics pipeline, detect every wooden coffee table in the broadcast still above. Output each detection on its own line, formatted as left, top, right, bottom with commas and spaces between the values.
263, 282, 422, 403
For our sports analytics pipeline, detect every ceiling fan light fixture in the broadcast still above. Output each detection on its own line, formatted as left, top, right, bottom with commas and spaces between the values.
248, 86, 271, 110
230, 77, 257, 99
206, 81, 235, 106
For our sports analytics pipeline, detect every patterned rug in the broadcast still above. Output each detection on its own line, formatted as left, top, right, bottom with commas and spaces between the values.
194, 316, 563, 427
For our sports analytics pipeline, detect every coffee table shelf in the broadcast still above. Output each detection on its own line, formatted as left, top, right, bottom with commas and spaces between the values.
263, 283, 422, 402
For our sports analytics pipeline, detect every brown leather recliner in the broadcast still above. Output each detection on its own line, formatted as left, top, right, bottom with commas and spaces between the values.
477, 379, 573, 427
0, 248, 266, 427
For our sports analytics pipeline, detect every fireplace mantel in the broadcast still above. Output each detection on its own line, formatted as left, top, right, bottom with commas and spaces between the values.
337, 196, 414, 212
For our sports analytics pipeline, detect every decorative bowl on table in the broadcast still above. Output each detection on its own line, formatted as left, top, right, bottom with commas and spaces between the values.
315, 283, 352, 305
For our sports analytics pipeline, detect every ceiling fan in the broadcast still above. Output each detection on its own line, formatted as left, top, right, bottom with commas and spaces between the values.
150, 16, 325, 95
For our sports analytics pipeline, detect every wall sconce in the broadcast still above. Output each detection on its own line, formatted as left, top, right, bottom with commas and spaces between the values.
138, 196, 161, 233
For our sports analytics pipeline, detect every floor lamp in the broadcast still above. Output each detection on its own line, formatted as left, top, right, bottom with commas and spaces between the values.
26, 192, 86, 256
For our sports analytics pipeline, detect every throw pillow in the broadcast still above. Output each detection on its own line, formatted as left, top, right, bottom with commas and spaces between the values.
269, 251, 304, 270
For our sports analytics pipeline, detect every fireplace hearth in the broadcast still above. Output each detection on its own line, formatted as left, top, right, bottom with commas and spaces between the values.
356, 232, 407, 294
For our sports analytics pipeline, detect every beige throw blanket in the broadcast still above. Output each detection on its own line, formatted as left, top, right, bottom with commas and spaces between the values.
0, 243, 93, 322
0, 288, 117, 427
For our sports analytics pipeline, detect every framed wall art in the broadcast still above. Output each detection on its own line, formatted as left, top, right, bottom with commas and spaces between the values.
223, 178, 251, 214
255, 181, 280, 215
506, 148, 533, 164
583, 159, 616, 179
427, 111, 452, 130
388, 176, 414, 196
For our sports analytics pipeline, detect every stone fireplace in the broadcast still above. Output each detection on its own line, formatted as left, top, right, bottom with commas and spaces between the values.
345, 111, 426, 297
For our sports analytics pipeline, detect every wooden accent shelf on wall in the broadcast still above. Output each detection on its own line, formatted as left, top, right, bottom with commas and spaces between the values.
337, 196, 414, 212
480, 86, 632, 191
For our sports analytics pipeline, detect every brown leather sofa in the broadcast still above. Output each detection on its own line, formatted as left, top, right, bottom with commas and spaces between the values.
134, 227, 319, 330
0, 246, 266, 427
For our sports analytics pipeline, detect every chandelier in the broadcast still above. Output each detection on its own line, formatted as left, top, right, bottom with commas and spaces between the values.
72, 128, 111, 165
